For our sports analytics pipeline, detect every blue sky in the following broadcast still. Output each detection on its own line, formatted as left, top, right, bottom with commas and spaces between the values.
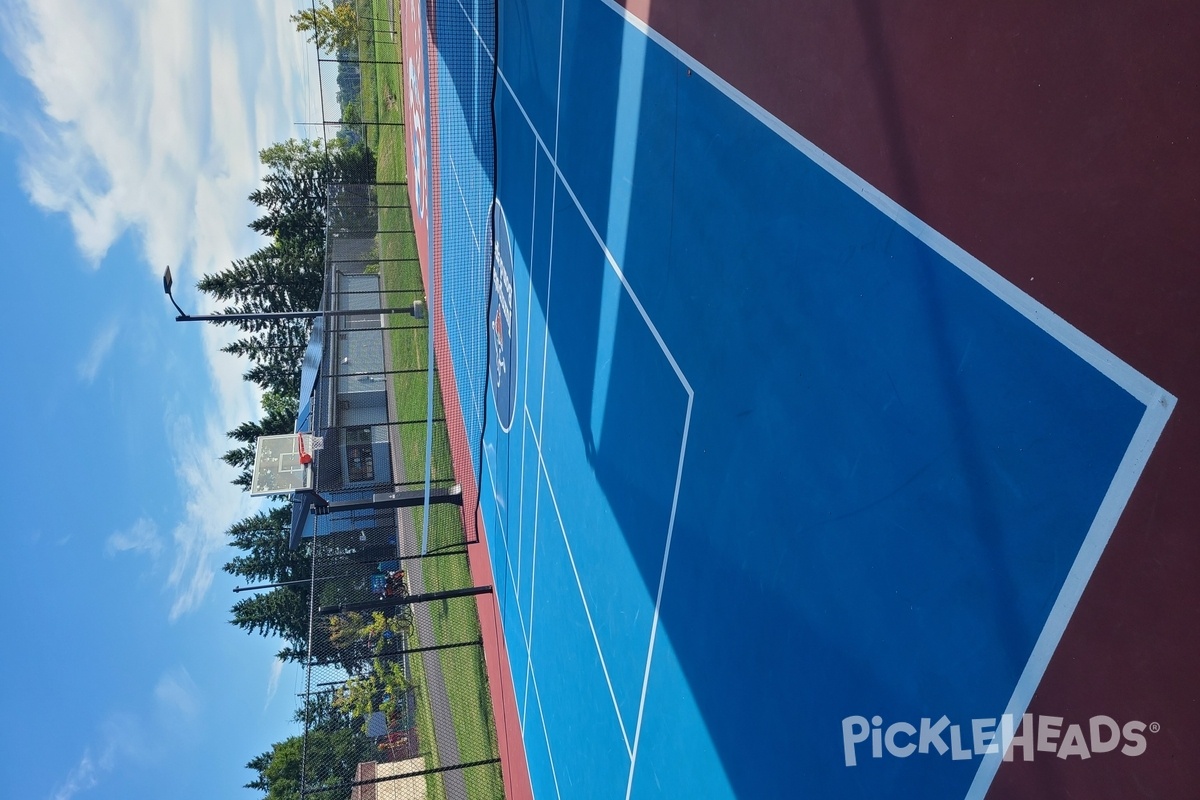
0, 1, 326, 797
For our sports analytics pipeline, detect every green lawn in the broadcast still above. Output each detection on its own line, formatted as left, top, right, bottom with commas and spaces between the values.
405, 637, 449, 800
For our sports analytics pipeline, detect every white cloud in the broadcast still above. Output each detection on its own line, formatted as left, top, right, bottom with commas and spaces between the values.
77, 321, 120, 383
165, 412, 261, 620
105, 516, 163, 559
5, 0, 313, 268
49, 714, 143, 800
49, 669, 199, 800
50, 750, 102, 800
51, 731, 125, 800
3, 0, 318, 620
154, 667, 201, 721
265, 657, 285, 709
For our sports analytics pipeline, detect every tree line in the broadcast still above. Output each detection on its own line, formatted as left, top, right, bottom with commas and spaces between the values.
197, 134, 379, 796
211, 3, 427, 794
203, 136, 373, 653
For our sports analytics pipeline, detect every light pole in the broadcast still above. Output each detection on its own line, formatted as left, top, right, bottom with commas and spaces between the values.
233, 577, 322, 593
162, 265, 424, 322
163, 263, 455, 552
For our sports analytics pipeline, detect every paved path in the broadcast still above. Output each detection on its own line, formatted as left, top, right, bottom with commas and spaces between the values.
383, 315, 469, 800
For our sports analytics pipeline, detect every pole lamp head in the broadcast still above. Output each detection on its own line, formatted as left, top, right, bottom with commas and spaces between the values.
163, 265, 189, 319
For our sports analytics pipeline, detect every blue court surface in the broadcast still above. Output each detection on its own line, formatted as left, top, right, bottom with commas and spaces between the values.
427, 0, 1173, 797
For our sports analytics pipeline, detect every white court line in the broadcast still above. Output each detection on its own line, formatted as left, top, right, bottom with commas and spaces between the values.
471, 440, 566, 790
434, 167, 479, 416
451, 2, 1178, 797
435, 178, 486, 432
484, 441, 512, 556
964, 391, 1174, 798
452, 0, 699, 787
520, 425, 538, 727
518, 0, 567, 762
488, 22, 704, 762
529, 650, 564, 800
520, 194, 553, 739
624, 393, 693, 798
573, 3, 1175, 798
593, 0, 1165, 404
516, 143, 540, 627
483, 352, 690, 776
434, 132, 553, 755
454, 3, 694, 390
480, 440, 536, 731
445, 280, 482, 425
482, 445, 519, 607
522, 639, 534, 731
446, 150, 482, 254
435, 0, 546, 757
482, 431, 514, 561
525, 406, 635, 757
489, 58, 698, 797
469, 224, 577, 770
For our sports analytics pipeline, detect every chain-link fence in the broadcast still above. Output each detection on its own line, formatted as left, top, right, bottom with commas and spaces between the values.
312, 182, 470, 548
298, 537, 502, 800
426, 0, 498, 536
286, 0, 507, 795
290, 169, 501, 800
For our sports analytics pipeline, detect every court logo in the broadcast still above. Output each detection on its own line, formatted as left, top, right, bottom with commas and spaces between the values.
489, 200, 517, 432
842, 714, 1154, 767
403, 0, 427, 222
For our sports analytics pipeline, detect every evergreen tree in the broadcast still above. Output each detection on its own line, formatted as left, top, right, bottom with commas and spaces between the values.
206, 135, 380, 662
196, 137, 375, 397
230, 588, 310, 661
223, 505, 310, 584
224, 505, 313, 660
199, 240, 324, 313
198, 244, 320, 396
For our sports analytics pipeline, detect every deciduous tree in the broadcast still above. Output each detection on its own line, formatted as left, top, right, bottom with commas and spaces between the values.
291, 1, 359, 54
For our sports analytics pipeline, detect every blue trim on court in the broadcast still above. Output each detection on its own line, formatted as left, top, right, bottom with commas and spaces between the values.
432, 0, 1161, 796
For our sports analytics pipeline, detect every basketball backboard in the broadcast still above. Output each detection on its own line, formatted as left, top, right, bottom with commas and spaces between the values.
250, 433, 317, 496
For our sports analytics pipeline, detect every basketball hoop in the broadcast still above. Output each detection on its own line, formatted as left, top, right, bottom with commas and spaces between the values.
297, 432, 313, 465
